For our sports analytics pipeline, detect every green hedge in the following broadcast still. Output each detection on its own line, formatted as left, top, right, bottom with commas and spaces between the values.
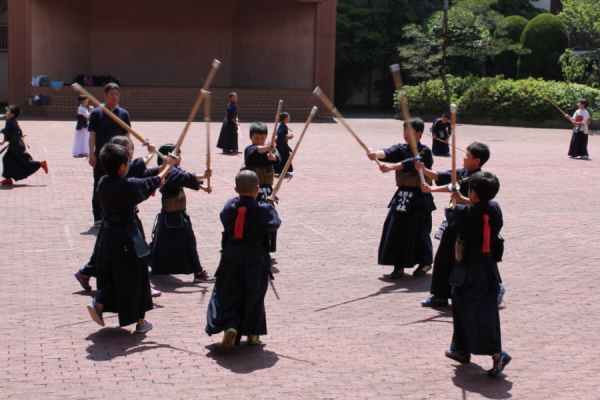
492, 16, 529, 79
519, 13, 569, 81
396, 77, 600, 122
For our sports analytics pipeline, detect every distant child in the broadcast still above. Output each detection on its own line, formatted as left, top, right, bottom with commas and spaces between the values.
417, 142, 490, 307
216, 92, 239, 154
74, 136, 161, 295
444, 171, 511, 377
431, 114, 452, 156
205, 170, 281, 349
367, 117, 435, 279
87, 144, 176, 333
1, 105, 48, 185
148, 143, 216, 283
274, 112, 294, 176
567, 98, 591, 159
72, 95, 93, 157
243, 121, 281, 252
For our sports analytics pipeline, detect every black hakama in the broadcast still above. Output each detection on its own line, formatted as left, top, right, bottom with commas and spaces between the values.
206, 196, 281, 338
447, 201, 503, 356
216, 101, 238, 152
431, 118, 452, 156
568, 132, 589, 158
377, 143, 435, 269
95, 174, 161, 327
274, 123, 293, 174
149, 167, 204, 275
1, 119, 41, 181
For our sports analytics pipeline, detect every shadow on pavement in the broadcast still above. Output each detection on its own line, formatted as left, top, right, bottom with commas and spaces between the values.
150, 275, 212, 300
85, 328, 204, 361
79, 227, 99, 236
0, 184, 46, 190
314, 277, 431, 312
452, 363, 513, 399
205, 342, 279, 373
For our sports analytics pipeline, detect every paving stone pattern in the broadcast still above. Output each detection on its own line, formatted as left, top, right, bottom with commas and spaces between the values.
0, 117, 598, 399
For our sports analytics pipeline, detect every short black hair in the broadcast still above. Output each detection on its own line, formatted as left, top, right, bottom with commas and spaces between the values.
279, 112, 290, 122
249, 121, 268, 137
100, 144, 129, 175
157, 143, 177, 166
228, 92, 237, 98
236, 170, 259, 195
403, 117, 425, 134
442, 114, 450, 119
104, 82, 120, 94
7, 105, 20, 118
466, 142, 491, 167
109, 135, 132, 148
579, 99, 588, 108
469, 171, 500, 201
78, 95, 87, 103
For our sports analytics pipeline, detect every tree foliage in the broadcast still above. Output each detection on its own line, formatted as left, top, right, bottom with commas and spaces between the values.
559, 50, 600, 88
518, 13, 569, 81
492, 16, 529, 78
559, 0, 600, 50
491, 0, 544, 19
335, 0, 445, 106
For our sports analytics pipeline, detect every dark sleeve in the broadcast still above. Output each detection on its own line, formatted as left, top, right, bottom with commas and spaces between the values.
244, 146, 260, 168
164, 168, 201, 191
258, 203, 282, 232
276, 124, 287, 146
141, 167, 159, 178
126, 158, 147, 178
220, 198, 237, 227
447, 121, 452, 135
431, 119, 440, 135
226, 103, 237, 120
381, 144, 404, 163
421, 145, 433, 169
88, 109, 100, 132
435, 170, 453, 186
127, 176, 162, 205
445, 204, 471, 236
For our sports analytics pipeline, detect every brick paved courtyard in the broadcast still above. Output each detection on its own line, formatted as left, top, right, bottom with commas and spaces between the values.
1, 116, 599, 399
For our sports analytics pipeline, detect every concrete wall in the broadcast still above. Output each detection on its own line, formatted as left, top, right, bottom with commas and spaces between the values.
232, 0, 315, 89
31, 0, 90, 83
0, 10, 7, 102
89, 0, 237, 87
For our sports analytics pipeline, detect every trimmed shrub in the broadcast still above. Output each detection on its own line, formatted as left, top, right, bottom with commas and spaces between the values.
396, 77, 600, 122
457, 78, 599, 121
394, 75, 480, 117
518, 13, 569, 81
492, 16, 529, 79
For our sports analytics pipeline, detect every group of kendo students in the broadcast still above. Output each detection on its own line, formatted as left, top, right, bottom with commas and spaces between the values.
20, 83, 597, 379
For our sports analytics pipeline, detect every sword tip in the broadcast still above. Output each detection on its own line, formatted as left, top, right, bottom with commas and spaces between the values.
310, 106, 318, 115
313, 87, 322, 96
390, 64, 400, 72
212, 59, 222, 68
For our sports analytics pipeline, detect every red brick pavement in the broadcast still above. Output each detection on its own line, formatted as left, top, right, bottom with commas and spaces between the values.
1, 116, 599, 399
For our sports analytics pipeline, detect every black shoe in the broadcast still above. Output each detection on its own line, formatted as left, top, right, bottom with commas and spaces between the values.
445, 350, 471, 364
385, 268, 404, 279
421, 296, 448, 307
488, 351, 511, 376
413, 264, 432, 277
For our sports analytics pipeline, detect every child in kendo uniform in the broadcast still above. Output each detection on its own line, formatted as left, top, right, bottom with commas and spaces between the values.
444, 171, 511, 377
243, 122, 281, 252
148, 143, 216, 283
205, 170, 281, 349
274, 112, 294, 176
1, 105, 48, 185
87, 144, 176, 333
416, 142, 490, 308
74, 136, 162, 294
367, 117, 435, 279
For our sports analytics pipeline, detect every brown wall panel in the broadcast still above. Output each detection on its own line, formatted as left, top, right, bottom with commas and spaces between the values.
31, 0, 91, 83
89, 0, 236, 87
8, 0, 32, 106
231, 0, 315, 90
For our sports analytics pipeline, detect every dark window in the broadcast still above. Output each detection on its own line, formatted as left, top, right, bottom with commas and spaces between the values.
0, 25, 7, 51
